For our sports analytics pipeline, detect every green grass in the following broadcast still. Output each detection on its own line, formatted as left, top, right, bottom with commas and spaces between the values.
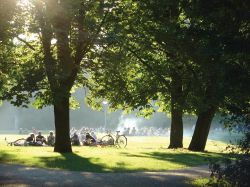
0, 134, 232, 172
187, 178, 211, 186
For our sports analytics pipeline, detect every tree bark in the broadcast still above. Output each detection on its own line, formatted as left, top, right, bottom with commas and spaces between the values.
168, 104, 183, 148
53, 95, 72, 153
188, 106, 216, 152
35, 1, 82, 153
168, 71, 183, 148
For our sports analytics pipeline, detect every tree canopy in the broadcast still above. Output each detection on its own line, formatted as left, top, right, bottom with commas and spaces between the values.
0, 0, 249, 152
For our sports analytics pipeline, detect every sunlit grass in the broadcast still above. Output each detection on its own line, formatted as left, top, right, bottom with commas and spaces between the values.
0, 134, 232, 172
187, 177, 210, 186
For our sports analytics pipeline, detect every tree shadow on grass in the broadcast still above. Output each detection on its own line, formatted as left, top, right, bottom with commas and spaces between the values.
0, 152, 17, 163
0, 150, 136, 173
0, 149, 238, 173
0, 150, 108, 172
36, 152, 107, 172
120, 151, 236, 168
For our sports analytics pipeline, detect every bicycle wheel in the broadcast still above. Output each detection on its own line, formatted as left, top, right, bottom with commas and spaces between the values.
116, 135, 127, 148
100, 135, 115, 146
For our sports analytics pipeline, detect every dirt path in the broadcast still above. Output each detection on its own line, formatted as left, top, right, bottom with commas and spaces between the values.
0, 164, 210, 187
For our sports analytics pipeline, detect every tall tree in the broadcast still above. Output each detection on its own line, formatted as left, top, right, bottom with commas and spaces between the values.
181, 0, 250, 151
87, 0, 196, 148
31, 0, 115, 152
87, 0, 250, 152
0, 0, 18, 101
1, 0, 117, 153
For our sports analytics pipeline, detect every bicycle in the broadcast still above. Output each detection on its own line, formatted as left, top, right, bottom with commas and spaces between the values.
100, 130, 127, 148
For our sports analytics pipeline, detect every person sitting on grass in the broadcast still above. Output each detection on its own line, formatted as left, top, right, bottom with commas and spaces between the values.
83, 132, 96, 146
36, 131, 47, 145
47, 131, 55, 146
91, 132, 97, 141
71, 132, 80, 145
131, 127, 136, 136
24, 133, 36, 146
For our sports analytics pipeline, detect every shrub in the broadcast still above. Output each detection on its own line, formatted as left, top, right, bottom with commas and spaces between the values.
209, 132, 250, 187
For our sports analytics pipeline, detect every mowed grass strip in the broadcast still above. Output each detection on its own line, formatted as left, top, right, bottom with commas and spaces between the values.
0, 134, 229, 172
187, 177, 211, 186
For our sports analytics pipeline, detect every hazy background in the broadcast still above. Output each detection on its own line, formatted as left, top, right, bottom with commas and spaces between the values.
0, 89, 228, 140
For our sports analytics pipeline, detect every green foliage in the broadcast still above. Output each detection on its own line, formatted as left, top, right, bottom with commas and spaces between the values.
209, 156, 250, 187
85, 0, 250, 121
86, 0, 186, 117
209, 107, 250, 186
32, 90, 53, 109
69, 97, 80, 110
0, 0, 249, 154
182, 0, 250, 113
188, 177, 210, 187
1, 0, 121, 109
0, 0, 17, 43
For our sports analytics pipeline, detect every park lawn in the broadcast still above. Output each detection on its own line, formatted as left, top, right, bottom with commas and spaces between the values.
187, 177, 211, 186
0, 134, 230, 172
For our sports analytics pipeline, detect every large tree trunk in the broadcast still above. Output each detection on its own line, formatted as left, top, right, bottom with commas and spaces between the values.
168, 105, 183, 148
188, 106, 216, 152
36, 2, 83, 153
54, 96, 72, 153
168, 71, 183, 148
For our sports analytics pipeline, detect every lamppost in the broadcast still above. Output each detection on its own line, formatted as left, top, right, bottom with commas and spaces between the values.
103, 101, 108, 130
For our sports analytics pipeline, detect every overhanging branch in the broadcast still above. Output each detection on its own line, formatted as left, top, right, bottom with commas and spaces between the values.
16, 36, 36, 51
124, 44, 171, 89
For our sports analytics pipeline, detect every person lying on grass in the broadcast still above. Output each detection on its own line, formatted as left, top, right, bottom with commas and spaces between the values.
6, 133, 35, 146
7, 133, 47, 146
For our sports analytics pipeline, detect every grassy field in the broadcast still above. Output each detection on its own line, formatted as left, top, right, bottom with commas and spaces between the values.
188, 178, 211, 186
0, 134, 232, 172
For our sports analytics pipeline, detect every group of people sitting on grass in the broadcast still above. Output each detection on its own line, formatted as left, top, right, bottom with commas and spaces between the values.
11, 130, 99, 147
24, 131, 55, 146
70, 131, 97, 146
